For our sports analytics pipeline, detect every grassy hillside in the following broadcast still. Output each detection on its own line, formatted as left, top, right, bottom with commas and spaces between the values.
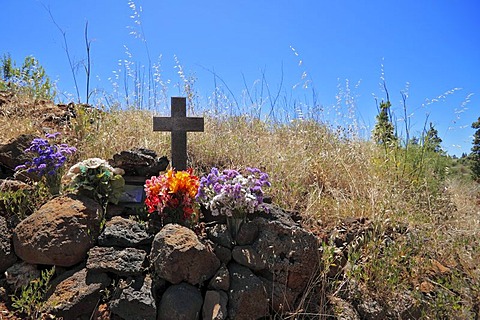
1, 73, 479, 318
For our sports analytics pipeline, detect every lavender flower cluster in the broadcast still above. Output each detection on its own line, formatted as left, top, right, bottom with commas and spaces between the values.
15, 132, 76, 176
196, 167, 271, 218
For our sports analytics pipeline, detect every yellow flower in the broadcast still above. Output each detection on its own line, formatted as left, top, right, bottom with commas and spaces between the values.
165, 169, 199, 196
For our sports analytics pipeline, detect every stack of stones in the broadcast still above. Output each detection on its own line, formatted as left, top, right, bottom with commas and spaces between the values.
108, 148, 169, 179
0, 142, 321, 319
2, 192, 319, 319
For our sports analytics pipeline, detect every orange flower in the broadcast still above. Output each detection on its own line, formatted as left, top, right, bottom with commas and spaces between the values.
144, 168, 200, 225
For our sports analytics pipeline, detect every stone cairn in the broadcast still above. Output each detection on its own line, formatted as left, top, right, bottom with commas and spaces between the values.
0, 140, 321, 320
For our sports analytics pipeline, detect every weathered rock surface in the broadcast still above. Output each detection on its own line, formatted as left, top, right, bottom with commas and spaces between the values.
46, 268, 111, 319
232, 246, 266, 270
109, 148, 169, 177
387, 291, 423, 319
208, 264, 230, 291
259, 275, 298, 314
157, 282, 203, 320
251, 216, 320, 312
12, 194, 102, 267
150, 224, 220, 285
87, 246, 146, 276
97, 216, 153, 248
0, 134, 35, 179
213, 245, 232, 264
228, 262, 269, 320
206, 223, 234, 249
235, 221, 258, 245
110, 275, 157, 320
256, 203, 303, 227
4, 261, 39, 291
0, 216, 16, 272
203, 290, 228, 320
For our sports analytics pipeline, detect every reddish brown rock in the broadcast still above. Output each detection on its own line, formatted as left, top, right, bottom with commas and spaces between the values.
150, 224, 220, 285
45, 268, 111, 319
109, 148, 169, 177
235, 221, 259, 245
213, 245, 232, 264
12, 194, 102, 267
206, 224, 234, 249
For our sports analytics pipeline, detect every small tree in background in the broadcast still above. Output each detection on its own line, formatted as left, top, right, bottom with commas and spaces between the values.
0, 53, 55, 100
373, 100, 397, 147
471, 117, 480, 182
424, 122, 443, 153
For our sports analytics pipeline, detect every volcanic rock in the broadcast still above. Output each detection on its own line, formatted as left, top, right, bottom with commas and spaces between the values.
157, 282, 203, 320
109, 148, 169, 177
87, 246, 147, 276
0, 134, 36, 179
109, 275, 157, 320
97, 216, 153, 248
150, 224, 220, 285
12, 194, 102, 267
203, 290, 228, 320
45, 268, 111, 319
228, 262, 269, 320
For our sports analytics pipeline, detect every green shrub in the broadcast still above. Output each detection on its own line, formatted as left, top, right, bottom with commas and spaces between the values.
0, 53, 55, 100
0, 184, 49, 221
11, 267, 56, 319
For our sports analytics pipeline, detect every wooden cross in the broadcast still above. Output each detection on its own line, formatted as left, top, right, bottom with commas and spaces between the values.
153, 97, 204, 171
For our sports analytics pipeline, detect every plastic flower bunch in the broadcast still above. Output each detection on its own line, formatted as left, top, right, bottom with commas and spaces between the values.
144, 168, 200, 225
15, 132, 76, 177
64, 158, 125, 206
196, 167, 271, 218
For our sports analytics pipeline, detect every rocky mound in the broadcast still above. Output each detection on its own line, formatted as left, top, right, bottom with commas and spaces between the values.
1, 192, 320, 319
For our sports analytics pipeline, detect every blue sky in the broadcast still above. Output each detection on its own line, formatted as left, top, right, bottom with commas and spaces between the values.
2, 1, 479, 156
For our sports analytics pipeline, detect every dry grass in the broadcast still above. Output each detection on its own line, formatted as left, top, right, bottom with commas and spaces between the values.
1, 93, 479, 318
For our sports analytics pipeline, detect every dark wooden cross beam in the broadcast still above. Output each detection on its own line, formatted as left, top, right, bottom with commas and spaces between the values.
153, 97, 204, 171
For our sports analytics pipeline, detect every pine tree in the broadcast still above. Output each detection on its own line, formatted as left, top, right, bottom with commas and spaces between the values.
0, 53, 14, 81
424, 122, 443, 153
373, 100, 397, 146
471, 117, 480, 181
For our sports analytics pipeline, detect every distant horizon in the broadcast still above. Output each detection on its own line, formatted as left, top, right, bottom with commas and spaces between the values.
2, 1, 479, 156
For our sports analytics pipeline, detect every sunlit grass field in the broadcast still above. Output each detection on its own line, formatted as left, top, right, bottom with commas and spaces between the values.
1, 86, 479, 318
